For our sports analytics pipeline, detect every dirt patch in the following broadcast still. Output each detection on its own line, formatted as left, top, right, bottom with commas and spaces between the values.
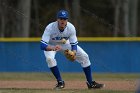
0, 80, 136, 90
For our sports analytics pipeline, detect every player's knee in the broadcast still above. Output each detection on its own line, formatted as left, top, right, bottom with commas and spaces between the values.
46, 57, 57, 68
80, 54, 91, 67
82, 53, 89, 60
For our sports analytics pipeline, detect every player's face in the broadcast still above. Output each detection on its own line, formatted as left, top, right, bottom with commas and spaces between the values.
57, 18, 68, 30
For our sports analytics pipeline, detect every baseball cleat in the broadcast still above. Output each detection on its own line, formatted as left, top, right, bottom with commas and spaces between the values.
53, 81, 65, 90
86, 81, 105, 89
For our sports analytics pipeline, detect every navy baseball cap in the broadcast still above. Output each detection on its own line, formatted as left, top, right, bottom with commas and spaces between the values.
57, 10, 69, 19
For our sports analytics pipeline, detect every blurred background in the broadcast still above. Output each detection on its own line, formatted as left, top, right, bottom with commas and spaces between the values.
0, 0, 140, 73
0, 0, 140, 37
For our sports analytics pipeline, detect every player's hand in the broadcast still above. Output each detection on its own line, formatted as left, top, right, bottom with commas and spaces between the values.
64, 49, 76, 62
53, 45, 62, 51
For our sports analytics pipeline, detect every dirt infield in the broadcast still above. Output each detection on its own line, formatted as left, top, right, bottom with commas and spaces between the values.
0, 80, 136, 90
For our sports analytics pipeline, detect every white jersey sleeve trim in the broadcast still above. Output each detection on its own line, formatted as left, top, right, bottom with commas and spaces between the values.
70, 41, 78, 45
41, 40, 48, 45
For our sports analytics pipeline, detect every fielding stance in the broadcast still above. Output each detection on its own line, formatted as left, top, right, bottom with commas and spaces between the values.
40, 10, 105, 89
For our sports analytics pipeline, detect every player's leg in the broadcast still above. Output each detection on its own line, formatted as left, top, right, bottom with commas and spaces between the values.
76, 46, 105, 89
44, 51, 65, 89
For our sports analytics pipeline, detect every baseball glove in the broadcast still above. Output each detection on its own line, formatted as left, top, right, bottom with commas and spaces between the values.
64, 49, 76, 62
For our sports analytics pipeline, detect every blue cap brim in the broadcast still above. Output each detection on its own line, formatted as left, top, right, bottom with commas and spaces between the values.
58, 17, 68, 19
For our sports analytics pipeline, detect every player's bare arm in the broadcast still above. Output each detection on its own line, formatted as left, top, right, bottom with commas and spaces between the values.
46, 45, 61, 51
40, 40, 62, 51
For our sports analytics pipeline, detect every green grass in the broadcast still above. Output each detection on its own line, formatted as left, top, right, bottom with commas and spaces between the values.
0, 72, 139, 81
0, 89, 135, 93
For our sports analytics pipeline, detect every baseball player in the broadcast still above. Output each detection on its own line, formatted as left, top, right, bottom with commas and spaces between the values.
40, 10, 105, 89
